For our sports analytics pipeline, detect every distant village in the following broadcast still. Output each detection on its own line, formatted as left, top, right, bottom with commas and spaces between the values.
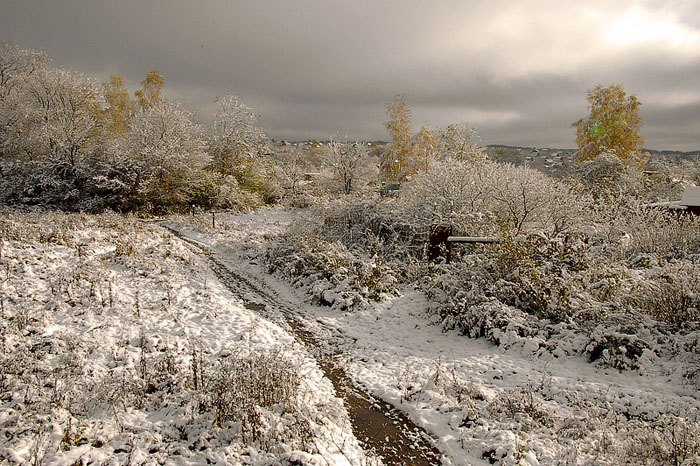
271, 139, 700, 179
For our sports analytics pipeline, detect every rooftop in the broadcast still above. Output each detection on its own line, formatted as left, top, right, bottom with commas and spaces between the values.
680, 185, 700, 207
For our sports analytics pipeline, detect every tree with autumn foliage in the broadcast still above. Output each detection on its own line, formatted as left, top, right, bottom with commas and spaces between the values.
572, 84, 646, 166
135, 69, 164, 110
103, 73, 134, 137
412, 125, 436, 173
382, 92, 414, 183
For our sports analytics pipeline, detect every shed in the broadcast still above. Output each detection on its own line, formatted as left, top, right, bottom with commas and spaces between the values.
679, 185, 700, 215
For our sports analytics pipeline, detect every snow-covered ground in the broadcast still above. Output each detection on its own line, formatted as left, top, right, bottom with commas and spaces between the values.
0, 211, 368, 465
4, 208, 698, 465
167, 208, 700, 466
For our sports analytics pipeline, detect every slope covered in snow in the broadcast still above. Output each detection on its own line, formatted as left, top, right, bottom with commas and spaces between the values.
0, 211, 368, 465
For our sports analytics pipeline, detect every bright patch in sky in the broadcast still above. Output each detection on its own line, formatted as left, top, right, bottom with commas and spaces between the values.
603, 8, 699, 48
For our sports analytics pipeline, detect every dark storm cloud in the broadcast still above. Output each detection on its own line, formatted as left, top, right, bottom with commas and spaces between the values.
2, 0, 699, 149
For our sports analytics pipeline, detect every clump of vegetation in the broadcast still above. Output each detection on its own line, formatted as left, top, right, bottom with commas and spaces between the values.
202, 350, 312, 449
0, 42, 274, 214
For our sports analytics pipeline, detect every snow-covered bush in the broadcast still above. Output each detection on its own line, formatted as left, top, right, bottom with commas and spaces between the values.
488, 386, 555, 429
623, 415, 700, 465
573, 152, 645, 201
203, 349, 312, 449
625, 205, 700, 260
267, 232, 399, 309
627, 263, 700, 328
397, 158, 496, 236
265, 201, 408, 307
399, 159, 587, 238
488, 162, 586, 237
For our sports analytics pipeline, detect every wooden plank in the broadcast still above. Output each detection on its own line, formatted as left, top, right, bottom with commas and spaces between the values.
447, 236, 500, 243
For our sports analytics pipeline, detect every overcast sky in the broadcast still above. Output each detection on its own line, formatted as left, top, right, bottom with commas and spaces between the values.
2, 0, 700, 150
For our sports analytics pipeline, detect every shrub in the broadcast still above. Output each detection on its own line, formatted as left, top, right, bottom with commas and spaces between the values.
629, 264, 700, 328
626, 206, 700, 260
202, 350, 311, 448
623, 415, 700, 466
488, 386, 555, 428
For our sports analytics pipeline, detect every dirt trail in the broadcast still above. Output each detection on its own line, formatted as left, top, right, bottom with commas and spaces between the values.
165, 226, 443, 465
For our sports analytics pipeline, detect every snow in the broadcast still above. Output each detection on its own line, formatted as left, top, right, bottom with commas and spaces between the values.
0, 211, 367, 465
4, 207, 699, 465
167, 207, 700, 465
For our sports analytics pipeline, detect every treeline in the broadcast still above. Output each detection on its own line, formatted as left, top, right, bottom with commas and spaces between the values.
0, 42, 274, 213
2, 42, 697, 215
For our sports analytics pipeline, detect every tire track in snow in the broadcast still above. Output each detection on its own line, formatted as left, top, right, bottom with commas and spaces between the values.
163, 224, 444, 466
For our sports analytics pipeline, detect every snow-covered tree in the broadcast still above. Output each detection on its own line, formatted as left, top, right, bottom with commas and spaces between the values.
120, 101, 208, 210
209, 95, 268, 178
1, 66, 103, 165
435, 122, 486, 163
0, 41, 47, 99
279, 146, 307, 199
326, 139, 369, 195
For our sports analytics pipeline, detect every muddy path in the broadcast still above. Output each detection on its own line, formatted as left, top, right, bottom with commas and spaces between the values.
164, 226, 443, 465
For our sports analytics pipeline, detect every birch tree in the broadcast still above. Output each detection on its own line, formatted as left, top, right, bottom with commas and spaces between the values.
572, 84, 645, 166
382, 92, 413, 183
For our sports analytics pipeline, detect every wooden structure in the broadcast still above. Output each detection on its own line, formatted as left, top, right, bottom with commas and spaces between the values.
428, 224, 502, 263
646, 185, 700, 216
679, 185, 700, 215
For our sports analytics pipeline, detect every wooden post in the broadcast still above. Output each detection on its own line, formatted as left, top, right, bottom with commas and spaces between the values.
427, 224, 453, 262
212, 212, 215, 229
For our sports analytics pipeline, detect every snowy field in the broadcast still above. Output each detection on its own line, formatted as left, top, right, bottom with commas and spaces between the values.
167, 208, 700, 466
0, 211, 368, 465
2, 207, 699, 465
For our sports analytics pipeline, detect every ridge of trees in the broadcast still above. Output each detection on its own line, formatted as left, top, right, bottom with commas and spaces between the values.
1, 41, 692, 216
0, 42, 272, 213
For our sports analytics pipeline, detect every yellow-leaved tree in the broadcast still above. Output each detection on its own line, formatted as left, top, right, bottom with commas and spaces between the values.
103, 73, 134, 137
135, 69, 164, 110
572, 84, 645, 166
412, 125, 436, 173
382, 92, 414, 183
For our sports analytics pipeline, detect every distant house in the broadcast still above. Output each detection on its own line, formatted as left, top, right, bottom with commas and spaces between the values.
648, 185, 700, 215
679, 185, 700, 215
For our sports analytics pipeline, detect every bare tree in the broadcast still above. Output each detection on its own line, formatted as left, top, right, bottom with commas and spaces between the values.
279, 146, 307, 198
326, 139, 368, 195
